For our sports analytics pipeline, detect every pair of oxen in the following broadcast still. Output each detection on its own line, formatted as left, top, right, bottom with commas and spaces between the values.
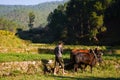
70, 48, 103, 73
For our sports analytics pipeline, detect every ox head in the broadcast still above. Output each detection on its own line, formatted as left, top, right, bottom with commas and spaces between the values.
90, 48, 103, 65
95, 50, 103, 65
88, 49, 103, 66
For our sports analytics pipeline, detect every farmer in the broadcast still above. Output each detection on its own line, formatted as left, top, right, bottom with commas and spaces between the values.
53, 41, 66, 75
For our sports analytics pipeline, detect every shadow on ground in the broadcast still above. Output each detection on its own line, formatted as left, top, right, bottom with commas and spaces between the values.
51, 75, 119, 80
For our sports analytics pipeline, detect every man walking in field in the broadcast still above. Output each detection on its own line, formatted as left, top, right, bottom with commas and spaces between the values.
53, 41, 66, 75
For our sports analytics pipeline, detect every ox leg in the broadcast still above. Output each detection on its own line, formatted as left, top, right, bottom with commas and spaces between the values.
80, 64, 87, 72
74, 64, 78, 72
79, 64, 83, 72
79, 64, 84, 73
83, 64, 87, 72
90, 65, 93, 73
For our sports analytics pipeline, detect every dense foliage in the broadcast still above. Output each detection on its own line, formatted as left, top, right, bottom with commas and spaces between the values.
46, 0, 120, 45
103, 0, 120, 45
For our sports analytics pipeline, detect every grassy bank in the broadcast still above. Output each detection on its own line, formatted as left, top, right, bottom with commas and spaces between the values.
0, 30, 28, 48
0, 63, 120, 80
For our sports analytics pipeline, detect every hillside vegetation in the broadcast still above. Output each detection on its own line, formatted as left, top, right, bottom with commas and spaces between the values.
0, 30, 27, 48
0, 1, 66, 29
0, 18, 25, 32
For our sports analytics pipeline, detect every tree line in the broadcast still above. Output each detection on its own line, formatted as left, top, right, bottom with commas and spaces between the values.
45, 0, 120, 45
1, 0, 120, 45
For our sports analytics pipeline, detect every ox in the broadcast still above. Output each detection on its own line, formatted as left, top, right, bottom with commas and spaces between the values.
71, 49, 103, 73
70, 49, 90, 61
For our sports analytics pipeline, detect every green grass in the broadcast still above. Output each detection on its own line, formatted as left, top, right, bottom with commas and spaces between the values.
0, 53, 55, 62
103, 54, 120, 60
0, 68, 119, 80
0, 52, 119, 62
0, 53, 120, 80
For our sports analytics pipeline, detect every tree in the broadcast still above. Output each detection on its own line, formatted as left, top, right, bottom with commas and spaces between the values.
87, 1, 107, 43
28, 11, 35, 29
65, 0, 92, 44
46, 0, 115, 45
103, 0, 120, 45
47, 4, 67, 42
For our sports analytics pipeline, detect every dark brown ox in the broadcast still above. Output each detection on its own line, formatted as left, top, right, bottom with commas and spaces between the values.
70, 49, 90, 62
73, 49, 103, 73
